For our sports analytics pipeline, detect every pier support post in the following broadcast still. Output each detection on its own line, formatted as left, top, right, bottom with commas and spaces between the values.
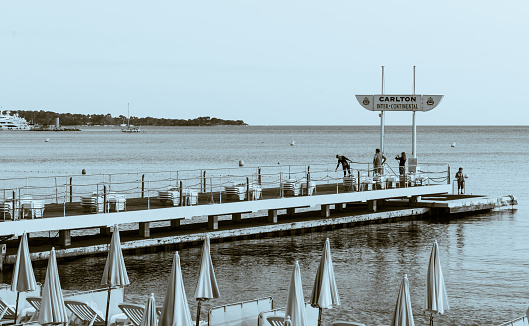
287, 208, 295, 216
0, 244, 6, 271
232, 213, 242, 222
208, 215, 218, 230
100, 227, 111, 235
321, 205, 330, 217
368, 200, 377, 212
335, 203, 345, 211
268, 209, 278, 223
410, 196, 421, 205
139, 222, 150, 237
59, 230, 71, 247
171, 219, 181, 229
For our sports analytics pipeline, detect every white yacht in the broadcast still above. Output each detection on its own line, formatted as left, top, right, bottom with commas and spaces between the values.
0, 112, 31, 130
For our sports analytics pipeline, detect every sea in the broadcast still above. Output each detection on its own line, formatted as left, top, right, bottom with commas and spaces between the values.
0, 125, 528, 326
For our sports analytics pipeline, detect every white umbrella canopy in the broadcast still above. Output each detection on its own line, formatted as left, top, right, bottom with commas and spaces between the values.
140, 294, 158, 326
38, 247, 68, 325
11, 232, 37, 322
391, 274, 415, 326
159, 252, 193, 326
101, 225, 130, 287
11, 232, 37, 292
194, 236, 219, 300
194, 236, 219, 326
424, 240, 449, 325
310, 238, 340, 326
285, 261, 308, 326
101, 225, 130, 326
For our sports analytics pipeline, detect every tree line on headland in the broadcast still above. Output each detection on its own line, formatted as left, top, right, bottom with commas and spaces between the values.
8, 110, 247, 126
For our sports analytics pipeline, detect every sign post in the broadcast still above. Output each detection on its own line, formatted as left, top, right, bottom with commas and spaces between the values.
355, 94, 443, 158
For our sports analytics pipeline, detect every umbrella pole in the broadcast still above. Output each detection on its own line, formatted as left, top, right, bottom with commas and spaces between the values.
317, 307, 322, 326
430, 313, 434, 326
14, 292, 19, 323
196, 299, 203, 326
105, 286, 112, 326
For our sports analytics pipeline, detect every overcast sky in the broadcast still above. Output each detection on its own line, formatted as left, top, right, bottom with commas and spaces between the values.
1, 1, 527, 125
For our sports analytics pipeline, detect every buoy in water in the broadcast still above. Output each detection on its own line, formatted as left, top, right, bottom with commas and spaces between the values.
451, 142, 456, 147
238, 160, 244, 167
464, 174, 469, 178
45, 138, 50, 142
82, 169, 86, 175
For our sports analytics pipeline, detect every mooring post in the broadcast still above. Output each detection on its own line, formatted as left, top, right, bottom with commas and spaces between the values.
357, 170, 361, 192
141, 174, 145, 198
447, 165, 451, 184
258, 167, 262, 185
70, 177, 73, 203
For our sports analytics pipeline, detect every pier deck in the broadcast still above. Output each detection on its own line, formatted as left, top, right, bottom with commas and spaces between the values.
0, 192, 517, 268
0, 163, 518, 269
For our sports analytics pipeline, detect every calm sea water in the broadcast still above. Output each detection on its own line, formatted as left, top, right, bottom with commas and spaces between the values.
0, 125, 528, 326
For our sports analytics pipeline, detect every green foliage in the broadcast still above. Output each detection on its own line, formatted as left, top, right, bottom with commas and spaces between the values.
11, 110, 247, 126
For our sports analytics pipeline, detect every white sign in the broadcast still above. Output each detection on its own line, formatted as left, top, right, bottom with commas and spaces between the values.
355, 95, 443, 111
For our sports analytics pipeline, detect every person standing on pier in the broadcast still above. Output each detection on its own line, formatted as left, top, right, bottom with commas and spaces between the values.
395, 152, 407, 175
373, 149, 386, 175
335, 155, 352, 177
456, 167, 465, 194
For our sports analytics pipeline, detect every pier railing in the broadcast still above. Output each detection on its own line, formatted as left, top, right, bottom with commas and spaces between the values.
0, 162, 450, 220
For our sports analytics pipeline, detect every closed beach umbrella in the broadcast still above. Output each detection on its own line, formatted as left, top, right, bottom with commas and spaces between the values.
140, 294, 158, 326
101, 225, 130, 326
159, 252, 192, 326
194, 236, 220, 326
38, 247, 68, 325
286, 261, 307, 326
391, 274, 415, 326
310, 238, 340, 326
11, 232, 37, 322
424, 240, 449, 325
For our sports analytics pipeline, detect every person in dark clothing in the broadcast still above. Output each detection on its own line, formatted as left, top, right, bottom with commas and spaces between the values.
373, 148, 386, 175
335, 155, 352, 177
455, 167, 465, 194
395, 152, 407, 175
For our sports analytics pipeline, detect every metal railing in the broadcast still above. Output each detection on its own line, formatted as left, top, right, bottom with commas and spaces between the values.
0, 162, 450, 220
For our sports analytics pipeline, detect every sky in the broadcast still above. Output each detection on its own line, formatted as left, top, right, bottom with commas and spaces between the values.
0, 0, 528, 125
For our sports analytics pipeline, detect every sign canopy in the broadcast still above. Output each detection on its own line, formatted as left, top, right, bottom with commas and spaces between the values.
355, 95, 443, 112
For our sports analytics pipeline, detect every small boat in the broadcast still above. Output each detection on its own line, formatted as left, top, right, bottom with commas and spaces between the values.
290, 140, 295, 146
121, 103, 141, 133
451, 142, 456, 147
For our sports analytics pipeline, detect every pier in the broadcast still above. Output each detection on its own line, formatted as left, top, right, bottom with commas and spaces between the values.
0, 162, 517, 269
